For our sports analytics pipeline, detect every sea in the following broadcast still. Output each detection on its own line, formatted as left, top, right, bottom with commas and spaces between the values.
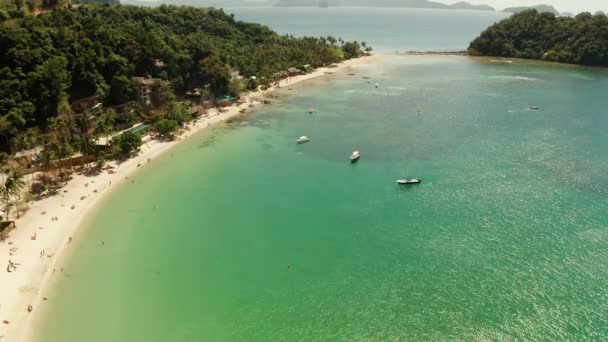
228, 7, 509, 52
32, 8, 608, 341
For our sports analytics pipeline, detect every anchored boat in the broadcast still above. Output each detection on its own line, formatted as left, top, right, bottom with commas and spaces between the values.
350, 150, 361, 162
397, 178, 422, 185
296, 136, 310, 144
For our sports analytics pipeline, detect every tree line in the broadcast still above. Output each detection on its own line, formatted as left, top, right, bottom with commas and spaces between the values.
468, 10, 608, 67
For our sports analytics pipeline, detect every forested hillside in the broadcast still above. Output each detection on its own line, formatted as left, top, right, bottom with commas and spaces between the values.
0, 3, 362, 153
469, 10, 608, 66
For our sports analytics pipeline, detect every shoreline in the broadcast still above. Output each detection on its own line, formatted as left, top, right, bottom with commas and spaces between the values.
393, 50, 468, 56
394, 50, 608, 70
0, 54, 377, 342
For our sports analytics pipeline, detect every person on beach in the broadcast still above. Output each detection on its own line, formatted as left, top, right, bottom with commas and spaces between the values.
68, 237, 72, 244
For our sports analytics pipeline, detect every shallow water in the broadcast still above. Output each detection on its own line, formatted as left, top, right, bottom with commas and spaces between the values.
31, 55, 608, 341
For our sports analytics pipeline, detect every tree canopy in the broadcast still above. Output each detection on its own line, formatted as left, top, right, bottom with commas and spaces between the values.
469, 10, 608, 67
0, 3, 364, 153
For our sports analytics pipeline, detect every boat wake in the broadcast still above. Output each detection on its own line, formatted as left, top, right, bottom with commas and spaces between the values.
489, 75, 540, 82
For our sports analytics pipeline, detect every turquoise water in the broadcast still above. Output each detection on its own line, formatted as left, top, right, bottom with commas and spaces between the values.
32, 55, 608, 341
227, 7, 509, 52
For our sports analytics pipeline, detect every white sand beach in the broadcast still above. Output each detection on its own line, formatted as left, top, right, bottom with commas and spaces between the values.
0, 55, 376, 342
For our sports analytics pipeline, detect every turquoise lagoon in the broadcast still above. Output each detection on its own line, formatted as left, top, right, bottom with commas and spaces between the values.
33, 54, 608, 341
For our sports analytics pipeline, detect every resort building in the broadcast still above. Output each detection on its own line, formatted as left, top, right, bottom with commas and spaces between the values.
70, 96, 103, 135
132, 77, 161, 106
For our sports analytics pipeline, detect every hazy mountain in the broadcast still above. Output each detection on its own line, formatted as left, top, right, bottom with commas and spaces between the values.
449, 1, 494, 11
122, 0, 273, 6
274, 0, 334, 6
502, 4, 559, 15
274, 0, 495, 11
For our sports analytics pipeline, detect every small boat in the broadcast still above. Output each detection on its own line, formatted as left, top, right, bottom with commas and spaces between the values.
374, 83, 380, 88
308, 108, 316, 114
350, 150, 361, 162
529, 105, 540, 110
296, 136, 310, 144
397, 178, 422, 185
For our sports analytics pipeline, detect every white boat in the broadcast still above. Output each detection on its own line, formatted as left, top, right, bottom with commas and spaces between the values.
374, 83, 380, 88
529, 105, 540, 110
296, 136, 310, 144
397, 178, 422, 185
350, 150, 361, 162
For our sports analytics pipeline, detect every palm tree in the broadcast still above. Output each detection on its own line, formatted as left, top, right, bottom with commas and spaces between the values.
2, 171, 25, 220
45, 118, 76, 175
56, 142, 75, 176
17, 128, 42, 192
96, 109, 117, 142
74, 134, 96, 171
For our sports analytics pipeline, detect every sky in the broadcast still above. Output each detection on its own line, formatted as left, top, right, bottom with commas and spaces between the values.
444, 0, 606, 13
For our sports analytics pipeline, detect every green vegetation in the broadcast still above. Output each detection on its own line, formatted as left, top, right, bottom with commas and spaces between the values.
165, 103, 192, 125
0, 3, 366, 154
109, 130, 141, 158
469, 10, 608, 67
1, 170, 25, 218
0, 2, 369, 219
153, 102, 191, 139
501, 5, 558, 15
153, 118, 179, 139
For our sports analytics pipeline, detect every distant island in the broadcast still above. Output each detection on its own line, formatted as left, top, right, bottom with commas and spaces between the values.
449, 1, 494, 11
271, 1, 580, 15
274, 0, 495, 11
469, 9, 608, 67
116, 0, 578, 17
